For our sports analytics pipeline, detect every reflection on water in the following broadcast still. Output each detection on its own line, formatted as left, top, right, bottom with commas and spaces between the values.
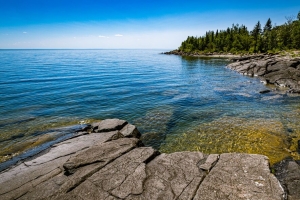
0, 49, 300, 166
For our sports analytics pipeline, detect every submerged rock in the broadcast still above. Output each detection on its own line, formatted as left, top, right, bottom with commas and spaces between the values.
260, 89, 271, 94
160, 117, 294, 165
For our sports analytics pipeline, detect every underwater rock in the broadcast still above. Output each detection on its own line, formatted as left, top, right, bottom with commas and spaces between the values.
160, 117, 292, 165
259, 89, 271, 94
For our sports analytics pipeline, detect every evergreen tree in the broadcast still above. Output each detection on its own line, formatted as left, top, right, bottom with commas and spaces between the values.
252, 21, 262, 52
263, 18, 272, 32
178, 11, 300, 54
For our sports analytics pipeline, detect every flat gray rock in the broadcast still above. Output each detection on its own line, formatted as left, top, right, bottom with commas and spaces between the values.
127, 151, 206, 200
63, 138, 140, 174
194, 153, 285, 200
0, 119, 288, 200
0, 132, 117, 200
64, 147, 159, 199
92, 119, 128, 133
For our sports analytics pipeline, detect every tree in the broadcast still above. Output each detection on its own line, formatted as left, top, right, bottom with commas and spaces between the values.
263, 18, 272, 32
252, 21, 262, 52
178, 11, 300, 54
263, 18, 272, 51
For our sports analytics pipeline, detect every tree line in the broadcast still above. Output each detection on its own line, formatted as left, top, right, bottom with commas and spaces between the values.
179, 11, 300, 54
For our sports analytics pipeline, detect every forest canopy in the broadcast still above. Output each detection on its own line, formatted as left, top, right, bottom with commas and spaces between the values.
179, 11, 300, 54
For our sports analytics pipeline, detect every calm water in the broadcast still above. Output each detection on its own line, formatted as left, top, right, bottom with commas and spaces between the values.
0, 49, 300, 167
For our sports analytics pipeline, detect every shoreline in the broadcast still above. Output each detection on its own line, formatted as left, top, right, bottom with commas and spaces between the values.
1, 118, 298, 200
163, 49, 245, 58
164, 49, 300, 93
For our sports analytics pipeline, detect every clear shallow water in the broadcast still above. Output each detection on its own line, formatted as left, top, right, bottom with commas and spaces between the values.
0, 49, 300, 166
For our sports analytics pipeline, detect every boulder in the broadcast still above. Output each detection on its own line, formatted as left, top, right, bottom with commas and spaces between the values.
120, 123, 141, 138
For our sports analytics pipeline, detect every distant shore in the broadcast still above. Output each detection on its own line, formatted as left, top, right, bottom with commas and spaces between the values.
163, 49, 242, 58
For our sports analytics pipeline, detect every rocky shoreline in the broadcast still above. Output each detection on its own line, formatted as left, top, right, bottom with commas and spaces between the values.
227, 54, 300, 93
163, 49, 241, 58
1, 118, 300, 200
164, 50, 300, 93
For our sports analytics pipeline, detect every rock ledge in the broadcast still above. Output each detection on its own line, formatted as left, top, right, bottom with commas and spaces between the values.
0, 119, 291, 200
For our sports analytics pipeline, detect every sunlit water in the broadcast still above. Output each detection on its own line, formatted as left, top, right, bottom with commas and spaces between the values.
0, 49, 300, 168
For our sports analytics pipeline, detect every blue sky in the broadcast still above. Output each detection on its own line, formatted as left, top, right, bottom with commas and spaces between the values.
0, 0, 299, 49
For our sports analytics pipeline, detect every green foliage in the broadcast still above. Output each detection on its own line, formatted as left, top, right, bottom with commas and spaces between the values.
179, 11, 300, 54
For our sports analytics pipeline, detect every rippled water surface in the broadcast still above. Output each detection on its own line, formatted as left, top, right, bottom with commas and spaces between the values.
0, 49, 300, 165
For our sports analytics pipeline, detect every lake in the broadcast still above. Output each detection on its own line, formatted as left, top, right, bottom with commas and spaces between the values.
0, 49, 300, 168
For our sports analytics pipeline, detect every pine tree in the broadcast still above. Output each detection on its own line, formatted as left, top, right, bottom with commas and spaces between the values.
263, 18, 272, 51
263, 18, 272, 32
298, 11, 300, 20
252, 21, 262, 53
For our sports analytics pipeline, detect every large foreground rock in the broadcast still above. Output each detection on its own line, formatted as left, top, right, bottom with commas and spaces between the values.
0, 119, 287, 200
194, 153, 285, 200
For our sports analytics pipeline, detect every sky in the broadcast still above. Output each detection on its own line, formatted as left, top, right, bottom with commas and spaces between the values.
0, 0, 299, 49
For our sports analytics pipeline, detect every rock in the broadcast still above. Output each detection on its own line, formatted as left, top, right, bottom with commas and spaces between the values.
127, 151, 206, 199
64, 147, 159, 200
120, 123, 141, 138
0, 132, 119, 200
298, 140, 300, 153
193, 153, 285, 200
198, 154, 219, 171
63, 138, 141, 174
227, 54, 300, 93
92, 119, 128, 133
0, 119, 288, 200
260, 90, 271, 94
273, 158, 300, 200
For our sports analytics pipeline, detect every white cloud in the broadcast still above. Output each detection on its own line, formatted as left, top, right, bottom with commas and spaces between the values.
98, 35, 106, 38
114, 34, 123, 37
23, 32, 27, 34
